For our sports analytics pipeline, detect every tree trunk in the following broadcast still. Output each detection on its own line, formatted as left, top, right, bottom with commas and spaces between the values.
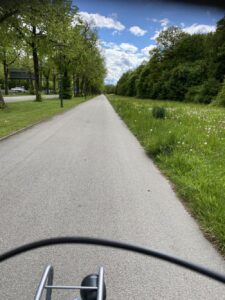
75, 77, 80, 96
29, 76, 34, 94
32, 26, 41, 101
0, 89, 6, 109
73, 74, 76, 97
39, 63, 43, 92
53, 73, 56, 94
46, 74, 50, 94
3, 60, 9, 95
80, 77, 85, 95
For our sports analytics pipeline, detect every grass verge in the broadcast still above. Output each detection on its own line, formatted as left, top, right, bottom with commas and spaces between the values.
108, 94, 225, 255
0, 97, 87, 138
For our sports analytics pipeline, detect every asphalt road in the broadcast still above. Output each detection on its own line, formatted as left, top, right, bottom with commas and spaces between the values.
4, 94, 58, 103
0, 95, 224, 299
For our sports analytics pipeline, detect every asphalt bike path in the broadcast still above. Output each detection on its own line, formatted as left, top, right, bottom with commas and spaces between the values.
0, 95, 224, 299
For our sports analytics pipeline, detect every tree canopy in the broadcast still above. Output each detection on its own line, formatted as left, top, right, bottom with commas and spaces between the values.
116, 17, 225, 106
0, 0, 106, 105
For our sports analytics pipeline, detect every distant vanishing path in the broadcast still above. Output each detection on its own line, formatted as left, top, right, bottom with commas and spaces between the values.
0, 95, 224, 299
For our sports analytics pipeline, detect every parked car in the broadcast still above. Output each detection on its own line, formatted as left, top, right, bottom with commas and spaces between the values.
11, 86, 27, 93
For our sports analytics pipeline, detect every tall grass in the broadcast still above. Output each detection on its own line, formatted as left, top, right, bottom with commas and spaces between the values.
108, 95, 225, 255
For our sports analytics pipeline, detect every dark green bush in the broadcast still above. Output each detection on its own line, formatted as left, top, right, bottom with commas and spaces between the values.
185, 79, 220, 104
185, 85, 202, 102
214, 78, 225, 106
152, 106, 166, 119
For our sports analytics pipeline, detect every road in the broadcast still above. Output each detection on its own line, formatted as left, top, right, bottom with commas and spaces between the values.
0, 95, 224, 299
4, 94, 58, 103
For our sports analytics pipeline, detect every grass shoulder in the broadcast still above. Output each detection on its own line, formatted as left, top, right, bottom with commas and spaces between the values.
0, 97, 88, 138
107, 94, 225, 256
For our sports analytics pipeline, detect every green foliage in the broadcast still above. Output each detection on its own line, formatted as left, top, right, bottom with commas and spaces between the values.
0, 0, 106, 102
152, 106, 166, 119
109, 94, 225, 254
214, 78, 225, 106
185, 79, 221, 103
62, 71, 72, 99
116, 17, 225, 104
104, 84, 115, 94
156, 26, 186, 50
116, 71, 131, 96
185, 85, 202, 103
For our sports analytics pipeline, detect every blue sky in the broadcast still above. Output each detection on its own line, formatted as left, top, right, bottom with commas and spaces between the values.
74, 0, 224, 84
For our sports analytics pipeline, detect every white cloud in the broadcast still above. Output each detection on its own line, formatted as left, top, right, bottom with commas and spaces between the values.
150, 30, 161, 41
150, 20, 169, 41
150, 22, 216, 42
120, 43, 138, 53
160, 18, 170, 27
129, 26, 147, 37
78, 11, 125, 31
112, 30, 119, 36
99, 41, 155, 84
183, 23, 216, 34
141, 45, 156, 56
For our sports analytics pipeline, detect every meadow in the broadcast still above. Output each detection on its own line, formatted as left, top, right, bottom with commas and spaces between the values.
108, 94, 225, 255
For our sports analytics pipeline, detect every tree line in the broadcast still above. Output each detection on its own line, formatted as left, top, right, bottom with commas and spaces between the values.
116, 16, 225, 106
0, 0, 106, 107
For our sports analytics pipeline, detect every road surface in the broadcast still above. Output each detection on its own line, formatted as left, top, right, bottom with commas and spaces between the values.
4, 94, 58, 103
0, 95, 224, 299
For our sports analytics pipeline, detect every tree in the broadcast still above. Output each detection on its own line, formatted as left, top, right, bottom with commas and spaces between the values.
0, 22, 21, 95
8, 0, 77, 101
104, 84, 115, 94
0, 0, 106, 107
156, 26, 186, 50
116, 17, 225, 104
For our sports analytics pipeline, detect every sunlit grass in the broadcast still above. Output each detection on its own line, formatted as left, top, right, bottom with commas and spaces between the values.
0, 97, 86, 138
108, 94, 225, 254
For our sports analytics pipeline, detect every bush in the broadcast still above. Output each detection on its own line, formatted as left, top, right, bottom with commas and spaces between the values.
185, 85, 202, 102
152, 106, 166, 119
214, 78, 225, 106
185, 79, 220, 104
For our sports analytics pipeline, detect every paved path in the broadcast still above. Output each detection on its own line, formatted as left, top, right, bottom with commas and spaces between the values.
0, 95, 224, 299
4, 94, 58, 103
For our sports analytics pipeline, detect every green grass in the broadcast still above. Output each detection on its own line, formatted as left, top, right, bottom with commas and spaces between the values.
0, 97, 86, 138
108, 94, 225, 255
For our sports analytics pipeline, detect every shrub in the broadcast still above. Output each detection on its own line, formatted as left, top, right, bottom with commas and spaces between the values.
185, 79, 221, 104
214, 78, 225, 106
152, 106, 166, 119
185, 85, 202, 102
